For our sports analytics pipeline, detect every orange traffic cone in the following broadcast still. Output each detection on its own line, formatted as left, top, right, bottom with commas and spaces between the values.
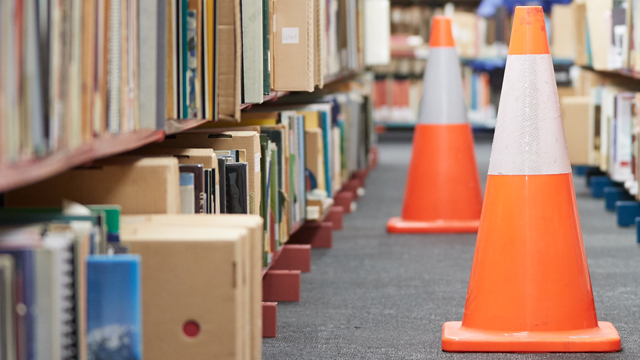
386, 16, 482, 233
442, 6, 621, 352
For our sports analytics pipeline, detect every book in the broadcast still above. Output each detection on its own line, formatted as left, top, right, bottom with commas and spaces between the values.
217, 157, 228, 213
185, 2, 199, 117
262, 0, 271, 95
0, 254, 16, 360
179, 164, 206, 213
217, 0, 242, 121
204, 168, 213, 213
241, 0, 264, 103
167, 0, 179, 119
272, 0, 315, 91
363, 0, 390, 66
139, 0, 167, 129
179, 172, 196, 214
87, 254, 142, 360
204, 0, 218, 119
225, 162, 249, 214
108, 0, 123, 134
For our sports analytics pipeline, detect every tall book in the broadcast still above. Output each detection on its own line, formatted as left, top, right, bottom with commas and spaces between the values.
272, 0, 315, 91
204, 0, 218, 119
87, 255, 142, 360
262, 0, 270, 95
139, 0, 167, 129
241, 0, 264, 103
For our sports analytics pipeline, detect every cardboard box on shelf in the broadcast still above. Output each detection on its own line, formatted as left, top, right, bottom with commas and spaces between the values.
5, 157, 181, 214
155, 131, 262, 215
121, 226, 248, 360
120, 214, 264, 360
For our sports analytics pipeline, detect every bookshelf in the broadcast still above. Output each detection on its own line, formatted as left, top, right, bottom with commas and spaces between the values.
0, 130, 164, 194
0, 71, 365, 195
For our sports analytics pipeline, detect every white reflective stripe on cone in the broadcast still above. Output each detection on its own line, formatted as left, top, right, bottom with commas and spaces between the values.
417, 47, 468, 125
488, 54, 571, 175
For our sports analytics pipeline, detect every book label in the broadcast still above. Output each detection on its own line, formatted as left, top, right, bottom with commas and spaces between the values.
282, 27, 299, 44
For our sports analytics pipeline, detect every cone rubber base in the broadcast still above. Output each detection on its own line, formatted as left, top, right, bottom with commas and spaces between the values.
442, 321, 621, 352
386, 217, 479, 233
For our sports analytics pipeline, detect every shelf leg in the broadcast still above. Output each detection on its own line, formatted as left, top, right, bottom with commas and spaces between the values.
342, 178, 364, 199
616, 201, 640, 227
270, 245, 311, 272
262, 302, 278, 338
263, 270, 301, 302
335, 191, 355, 214
605, 187, 634, 212
590, 176, 613, 197
326, 206, 344, 230
288, 222, 333, 248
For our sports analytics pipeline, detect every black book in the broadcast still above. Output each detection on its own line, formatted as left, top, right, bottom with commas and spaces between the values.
179, 164, 205, 213
225, 162, 249, 214
204, 169, 212, 213
217, 158, 227, 213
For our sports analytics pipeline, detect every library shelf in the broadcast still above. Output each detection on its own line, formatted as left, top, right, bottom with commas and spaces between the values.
0, 129, 165, 194
165, 118, 212, 134
581, 65, 640, 81
241, 91, 289, 110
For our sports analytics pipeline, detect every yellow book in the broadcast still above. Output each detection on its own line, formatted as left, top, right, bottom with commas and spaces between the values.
300, 111, 320, 129
206, 0, 215, 119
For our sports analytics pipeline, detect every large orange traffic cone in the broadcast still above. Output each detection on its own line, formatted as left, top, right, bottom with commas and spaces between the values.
442, 7, 621, 352
386, 16, 482, 233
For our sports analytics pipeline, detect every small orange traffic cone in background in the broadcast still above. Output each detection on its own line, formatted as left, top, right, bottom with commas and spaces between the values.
442, 6, 621, 352
386, 16, 482, 234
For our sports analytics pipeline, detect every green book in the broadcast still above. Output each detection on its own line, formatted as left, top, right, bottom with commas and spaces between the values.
86, 205, 122, 242
260, 134, 270, 266
269, 143, 279, 248
262, 0, 270, 95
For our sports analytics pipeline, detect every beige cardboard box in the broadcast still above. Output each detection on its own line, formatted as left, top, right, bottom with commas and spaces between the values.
6, 157, 180, 214
155, 131, 261, 215
121, 214, 263, 360
561, 96, 591, 165
272, 0, 315, 91
121, 226, 247, 360
127, 148, 221, 213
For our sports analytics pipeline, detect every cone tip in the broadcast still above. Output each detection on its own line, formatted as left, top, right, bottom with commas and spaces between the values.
429, 16, 455, 48
508, 6, 550, 55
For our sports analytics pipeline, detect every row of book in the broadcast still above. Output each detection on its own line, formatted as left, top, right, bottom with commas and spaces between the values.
0, 0, 389, 167
0, 83, 373, 358
561, 67, 640, 198
0, 202, 265, 360
557, 0, 640, 73
371, 63, 499, 127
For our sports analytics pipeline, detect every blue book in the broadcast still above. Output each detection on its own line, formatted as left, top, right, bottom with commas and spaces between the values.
87, 255, 142, 360
319, 110, 333, 198
297, 115, 307, 216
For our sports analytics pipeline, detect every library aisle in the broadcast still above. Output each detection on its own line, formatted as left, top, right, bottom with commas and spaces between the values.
263, 132, 640, 359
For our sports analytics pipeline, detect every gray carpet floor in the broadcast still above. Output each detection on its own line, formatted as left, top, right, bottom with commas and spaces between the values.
262, 132, 640, 359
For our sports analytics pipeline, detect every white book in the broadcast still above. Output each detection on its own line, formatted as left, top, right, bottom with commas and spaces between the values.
363, 0, 390, 66
108, 0, 122, 134
139, 0, 167, 129
241, 0, 264, 103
